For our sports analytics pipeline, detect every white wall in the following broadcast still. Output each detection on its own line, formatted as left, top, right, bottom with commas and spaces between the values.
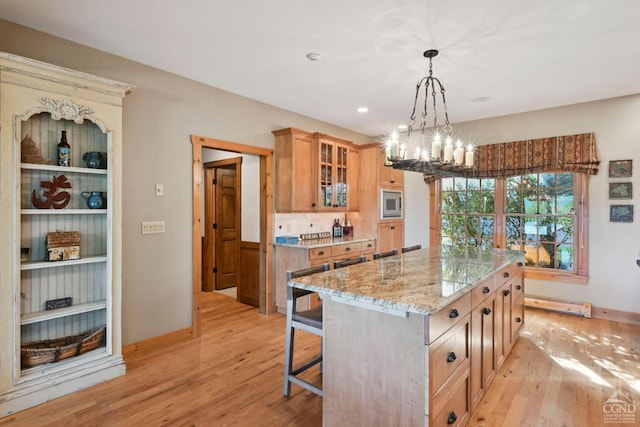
403, 95, 640, 313
0, 19, 373, 343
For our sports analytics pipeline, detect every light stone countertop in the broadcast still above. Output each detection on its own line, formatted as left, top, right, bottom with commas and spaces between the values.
275, 236, 375, 249
289, 246, 524, 315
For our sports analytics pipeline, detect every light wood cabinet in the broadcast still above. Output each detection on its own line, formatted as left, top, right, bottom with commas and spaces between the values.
357, 145, 405, 251
274, 238, 375, 312
377, 221, 404, 253
273, 128, 359, 212
273, 128, 317, 211
0, 52, 133, 416
377, 149, 404, 187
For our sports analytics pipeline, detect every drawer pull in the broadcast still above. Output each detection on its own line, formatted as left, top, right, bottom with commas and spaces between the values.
516, 317, 522, 323
483, 307, 492, 315
516, 284, 522, 291
318, 251, 325, 256
517, 262, 523, 267
447, 412, 457, 425
449, 309, 459, 319
447, 352, 457, 363
367, 243, 373, 248
503, 272, 510, 278
345, 247, 351, 252
503, 289, 511, 297
482, 286, 490, 294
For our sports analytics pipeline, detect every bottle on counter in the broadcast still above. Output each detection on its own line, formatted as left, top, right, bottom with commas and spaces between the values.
332, 218, 343, 238
342, 216, 353, 236
57, 130, 71, 167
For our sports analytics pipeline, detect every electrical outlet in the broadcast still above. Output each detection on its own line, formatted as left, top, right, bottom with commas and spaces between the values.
142, 221, 165, 234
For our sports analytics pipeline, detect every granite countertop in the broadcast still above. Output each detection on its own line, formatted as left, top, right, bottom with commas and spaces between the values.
289, 246, 524, 315
275, 236, 375, 249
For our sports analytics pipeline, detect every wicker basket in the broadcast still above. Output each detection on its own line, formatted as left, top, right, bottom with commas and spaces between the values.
21, 326, 106, 368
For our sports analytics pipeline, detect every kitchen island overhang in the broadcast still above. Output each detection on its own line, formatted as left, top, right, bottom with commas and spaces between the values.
288, 246, 525, 427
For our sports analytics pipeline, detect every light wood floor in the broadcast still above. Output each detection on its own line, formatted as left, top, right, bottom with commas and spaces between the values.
1, 293, 638, 426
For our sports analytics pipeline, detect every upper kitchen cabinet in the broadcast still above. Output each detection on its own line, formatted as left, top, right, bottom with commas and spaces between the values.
273, 128, 317, 212
273, 128, 359, 212
377, 149, 404, 187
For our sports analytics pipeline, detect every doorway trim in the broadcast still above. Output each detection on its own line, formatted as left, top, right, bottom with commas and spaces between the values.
191, 134, 275, 338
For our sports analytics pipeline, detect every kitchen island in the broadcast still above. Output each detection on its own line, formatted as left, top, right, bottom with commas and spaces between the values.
289, 246, 525, 427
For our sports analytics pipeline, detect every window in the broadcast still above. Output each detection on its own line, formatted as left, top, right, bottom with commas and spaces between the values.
433, 172, 589, 283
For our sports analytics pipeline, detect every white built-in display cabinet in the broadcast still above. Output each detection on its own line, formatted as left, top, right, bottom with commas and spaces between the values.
0, 52, 134, 416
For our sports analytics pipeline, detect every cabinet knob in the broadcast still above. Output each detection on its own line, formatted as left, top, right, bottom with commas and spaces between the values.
390, 179, 395, 184
483, 286, 490, 294
516, 317, 522, 323
503, 289, 511, 297
503, 272, 510, 278
311, 203, 316, 208
447, 352, 457, 363
367, 243, 373, 248
516, 284, 522, 291
483, 307, 492, 315
318, 251, 325, 256
390, 226, 395, 230
449, 309, 459, 319
447, 412, 457, 425
345, 247, 351, 252
517, 262, 523, 267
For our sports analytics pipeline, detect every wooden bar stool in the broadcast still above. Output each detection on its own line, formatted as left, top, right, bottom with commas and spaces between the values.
333, 255, 366, 269
373, 249, 399, 260
283, 263, 329, 397
401, 244, 422, 253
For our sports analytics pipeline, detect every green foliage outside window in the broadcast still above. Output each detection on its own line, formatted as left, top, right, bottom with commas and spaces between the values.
441, 173, 576, 273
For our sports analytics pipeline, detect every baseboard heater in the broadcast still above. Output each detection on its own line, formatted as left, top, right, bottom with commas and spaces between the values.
525, 295, 592, 318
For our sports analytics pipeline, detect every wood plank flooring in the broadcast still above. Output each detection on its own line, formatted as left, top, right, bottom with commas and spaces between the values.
1, 293, 638, 426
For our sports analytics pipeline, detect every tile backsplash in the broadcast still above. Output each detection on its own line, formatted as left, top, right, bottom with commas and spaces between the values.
275, 212, 345, 237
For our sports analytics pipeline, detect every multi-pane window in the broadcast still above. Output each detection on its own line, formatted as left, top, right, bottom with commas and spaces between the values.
436, 172, 587, 282
441, 178, 496, 250
505, 173, 575, 272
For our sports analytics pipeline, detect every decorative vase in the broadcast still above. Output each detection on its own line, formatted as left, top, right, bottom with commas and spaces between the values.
81, 191, 104, 209
82, 151, 107, 169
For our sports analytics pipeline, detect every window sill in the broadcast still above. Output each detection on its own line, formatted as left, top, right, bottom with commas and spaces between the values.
524, 269, 588, 285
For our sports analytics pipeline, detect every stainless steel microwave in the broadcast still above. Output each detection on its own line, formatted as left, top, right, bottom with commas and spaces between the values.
381, 189, 403, 219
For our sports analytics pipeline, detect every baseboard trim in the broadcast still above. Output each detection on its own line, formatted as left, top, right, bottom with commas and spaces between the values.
525, 295, 592, 318
122, 327, 193, 360
591, 306, 640, 326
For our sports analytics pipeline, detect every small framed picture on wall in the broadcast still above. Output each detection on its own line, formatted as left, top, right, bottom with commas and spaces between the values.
609, 159, 632, 178
610, 205, 634, 223
609, 182, 632, 199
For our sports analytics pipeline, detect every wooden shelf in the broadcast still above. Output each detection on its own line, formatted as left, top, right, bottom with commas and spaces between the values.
21, 163, 107, 175
21, 209, 107, 215
21, 256, 107, 271
20, 300, 107, 325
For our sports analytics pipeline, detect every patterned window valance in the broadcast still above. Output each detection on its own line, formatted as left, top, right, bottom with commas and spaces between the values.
424, 132, 600, 182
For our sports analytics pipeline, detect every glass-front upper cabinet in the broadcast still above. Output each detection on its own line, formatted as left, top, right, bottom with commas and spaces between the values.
317, 136, 351, 210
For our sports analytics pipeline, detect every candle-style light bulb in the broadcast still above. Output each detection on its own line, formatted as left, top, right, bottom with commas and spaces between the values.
431, 133, 442, 161
400, 143, 407, 160
453, 140, 464, 165
465, 144, 474, 167
443, 137, 454, 163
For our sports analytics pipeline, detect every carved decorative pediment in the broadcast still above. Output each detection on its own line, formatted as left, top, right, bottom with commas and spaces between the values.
40, 98, 94, 124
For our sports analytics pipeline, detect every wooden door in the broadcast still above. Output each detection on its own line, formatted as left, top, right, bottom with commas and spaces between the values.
202, 166, 216, 291
215, 165, 240, 290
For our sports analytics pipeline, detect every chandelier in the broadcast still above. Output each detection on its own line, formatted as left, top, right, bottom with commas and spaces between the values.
384, 49, 475, 177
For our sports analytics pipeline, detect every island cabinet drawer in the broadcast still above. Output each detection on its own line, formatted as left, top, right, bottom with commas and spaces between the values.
429, 314, 470, 396
427, 293, 471, 344
331, 242, 362, 257
309, 246, 332, 261
430, 364, 471, 427
497, 260, 524, 286
470, 277, 496, 307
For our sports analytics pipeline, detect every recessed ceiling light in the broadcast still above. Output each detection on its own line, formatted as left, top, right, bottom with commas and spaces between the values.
306, 52, 323, 62
471, 96, 491, 103
357, 107, 368, 113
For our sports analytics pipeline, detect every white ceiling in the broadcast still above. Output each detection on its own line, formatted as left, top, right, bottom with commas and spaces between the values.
2, 0, 640, 137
